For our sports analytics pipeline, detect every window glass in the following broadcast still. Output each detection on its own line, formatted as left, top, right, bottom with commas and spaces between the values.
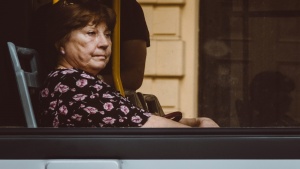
199, 0, 300, 127
2, 0, 300, 129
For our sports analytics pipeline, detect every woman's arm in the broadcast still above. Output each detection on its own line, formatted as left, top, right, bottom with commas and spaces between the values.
179, 117, 219, 127
142, 115, 219, 128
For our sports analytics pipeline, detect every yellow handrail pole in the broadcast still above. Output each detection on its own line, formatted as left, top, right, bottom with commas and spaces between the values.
53, 0, 59, 4
112, 0, 125, 96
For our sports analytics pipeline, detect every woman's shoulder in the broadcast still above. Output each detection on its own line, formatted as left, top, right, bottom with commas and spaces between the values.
47, 68, 95, 79
45, 68, 110, 87
42, 68, 111, 93
44, 69, 92, 85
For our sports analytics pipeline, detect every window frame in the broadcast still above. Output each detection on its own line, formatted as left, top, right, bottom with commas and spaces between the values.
1, 128, 300, 159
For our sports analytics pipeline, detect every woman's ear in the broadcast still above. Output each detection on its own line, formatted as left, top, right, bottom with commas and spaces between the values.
60, 46, 65, 55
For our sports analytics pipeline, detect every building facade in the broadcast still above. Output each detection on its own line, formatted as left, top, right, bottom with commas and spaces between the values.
137, 0, 200, 118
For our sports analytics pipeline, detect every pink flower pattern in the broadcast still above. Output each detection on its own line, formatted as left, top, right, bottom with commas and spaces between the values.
39, 68, 151, 127
49, 100, 57, 110
103, 93, 114, 98
54, 83, 69, 93
59, 105, 68, 115
132, 115, 143, 123
120, 105, 130, 115
53, 116, 59, 127
84, 106, 98, 114
41, 88, 49, 97
103, 117, 116, 124
103, 102, 114, 111
73, 94, 88, 101
93, 84, 103, 91
62, 69, 77, 74
76, 79, 88, 88
81, 73, 94, 79
71, 114, 82, 121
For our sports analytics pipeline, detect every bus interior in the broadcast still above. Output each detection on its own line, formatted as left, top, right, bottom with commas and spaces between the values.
1, 0, 300, 168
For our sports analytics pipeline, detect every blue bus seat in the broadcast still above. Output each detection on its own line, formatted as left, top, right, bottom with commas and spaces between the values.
7, 42, 39, 128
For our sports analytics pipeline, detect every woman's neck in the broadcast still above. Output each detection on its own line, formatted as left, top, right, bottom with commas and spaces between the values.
56, 65, 67, 69
57, 57, 73, 69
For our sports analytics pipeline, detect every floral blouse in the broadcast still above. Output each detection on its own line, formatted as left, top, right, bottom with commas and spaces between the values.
39, 68, 151, 127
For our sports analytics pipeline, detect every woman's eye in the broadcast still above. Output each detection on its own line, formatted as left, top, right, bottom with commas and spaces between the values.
105, 32, 112, 38
87, 31, 96, 36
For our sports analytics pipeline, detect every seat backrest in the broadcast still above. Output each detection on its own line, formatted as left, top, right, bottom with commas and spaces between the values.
7, 42, 39, 128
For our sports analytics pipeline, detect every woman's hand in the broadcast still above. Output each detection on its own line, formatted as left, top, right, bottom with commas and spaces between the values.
197, 117, 219, 127
179, 117, 219, 127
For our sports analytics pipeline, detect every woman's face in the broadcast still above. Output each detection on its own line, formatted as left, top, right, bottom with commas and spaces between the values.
59, 22, 112, 75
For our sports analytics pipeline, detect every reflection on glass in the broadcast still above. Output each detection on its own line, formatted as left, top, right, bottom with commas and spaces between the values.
238, 71, 299, 127
199, 0, 300, 127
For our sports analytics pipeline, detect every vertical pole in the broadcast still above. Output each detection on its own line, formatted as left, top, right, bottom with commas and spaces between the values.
53, 0, 59, 4
112, 0, 125, 96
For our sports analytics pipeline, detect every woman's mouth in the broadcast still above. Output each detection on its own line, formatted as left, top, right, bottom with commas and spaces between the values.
93, 55, 107, 59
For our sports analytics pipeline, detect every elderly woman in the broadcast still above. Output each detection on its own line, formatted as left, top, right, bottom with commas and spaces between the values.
39, 0, 218, 128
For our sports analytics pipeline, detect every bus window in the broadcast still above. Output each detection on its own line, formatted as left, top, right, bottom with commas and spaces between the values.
199, 0, 300, 127
1, 0, 300, 128
2, 0, 300, 165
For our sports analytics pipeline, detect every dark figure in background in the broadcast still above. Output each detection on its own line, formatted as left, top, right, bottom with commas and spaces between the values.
249, 71, 300, 127
100, 0, 150, 91
30, 0, 150, 91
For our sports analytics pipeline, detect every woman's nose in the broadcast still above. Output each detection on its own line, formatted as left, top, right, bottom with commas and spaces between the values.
97, 34, 109, 49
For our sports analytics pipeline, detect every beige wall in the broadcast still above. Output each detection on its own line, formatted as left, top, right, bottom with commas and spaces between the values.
137, 0, 200, 118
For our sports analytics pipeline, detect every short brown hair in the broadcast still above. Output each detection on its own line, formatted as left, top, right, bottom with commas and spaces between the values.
47, 0, 116, 51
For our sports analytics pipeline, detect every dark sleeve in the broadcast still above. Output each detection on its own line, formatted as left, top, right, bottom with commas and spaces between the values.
92, 0, 150, 76
120, 0, 150, 47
